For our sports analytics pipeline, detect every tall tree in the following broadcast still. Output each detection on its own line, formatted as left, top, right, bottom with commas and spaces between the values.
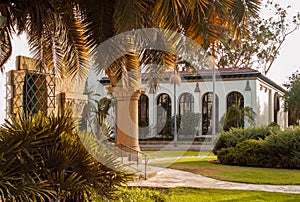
215, 2, 300, 74
0, 0, 261, 79
283, 71, 300, 125
0, 0, 261, 149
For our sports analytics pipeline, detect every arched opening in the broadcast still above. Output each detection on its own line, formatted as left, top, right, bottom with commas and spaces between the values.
202, 92, 219, 135
274, 93, 280, 124
179, 93, 194, 116
138, 94, 149, 139
157, 93, 171, 138
227, 91, 244, 110
225, 91, 244, 129
138, 94, 149, 127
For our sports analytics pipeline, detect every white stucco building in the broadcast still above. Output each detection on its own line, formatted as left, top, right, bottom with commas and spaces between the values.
99, 68, 287, 140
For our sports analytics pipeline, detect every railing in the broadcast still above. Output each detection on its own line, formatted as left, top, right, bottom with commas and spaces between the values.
117, 143, 149, 180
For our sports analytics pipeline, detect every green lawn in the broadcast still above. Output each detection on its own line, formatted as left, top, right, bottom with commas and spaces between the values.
150, 155, 300, 185
166, 187, 300, 202
117, 187, 300, 202
143, 150, 210, 159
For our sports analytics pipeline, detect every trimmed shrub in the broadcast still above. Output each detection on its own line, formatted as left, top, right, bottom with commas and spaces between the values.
213, 126, 279, 155
262, 127, 300, 168
218, 140, 267, 166
216, 126, 300, 169
233, 140, 267, 167
217, 147, 236, 165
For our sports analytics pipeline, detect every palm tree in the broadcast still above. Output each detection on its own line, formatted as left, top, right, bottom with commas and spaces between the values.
0, 1, 260, 76
223, 100, 256, 131
1, 0, 261, 149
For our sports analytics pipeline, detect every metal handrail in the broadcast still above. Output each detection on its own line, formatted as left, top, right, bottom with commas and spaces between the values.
117, 143, 149, 180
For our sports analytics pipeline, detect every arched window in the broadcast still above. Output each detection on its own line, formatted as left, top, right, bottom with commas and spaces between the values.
227, 91, 244, 109
138, 94, 149, 127
157, 93, 171, 137
274, 93, 280, 123
225, 91, 244, 129
179, 93, 194, 116
202, 92, 219, 135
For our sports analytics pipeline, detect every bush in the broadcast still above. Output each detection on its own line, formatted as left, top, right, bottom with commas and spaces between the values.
218, 140, 266, 166
0, 111, 132, 201
213, 126, 278, 155
233, 140, 267, 167
262, 127, 300, 168
217, 147, 236, 165
115, 187, 167, 202
216, 126, 300, 169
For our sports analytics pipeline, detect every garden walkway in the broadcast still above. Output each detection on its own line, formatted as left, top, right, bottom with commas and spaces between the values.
129, 162, 300, 194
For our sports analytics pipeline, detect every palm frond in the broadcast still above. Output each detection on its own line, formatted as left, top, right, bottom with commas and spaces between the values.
113, 0, 152, 34
0, 28, 12, 72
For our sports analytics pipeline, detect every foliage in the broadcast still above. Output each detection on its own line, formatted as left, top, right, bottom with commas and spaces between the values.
215, 126, 300, 169
217, 147, 237, 165
222, 100, 256, 131
81, 92, 115, 140
213, 126, 277, 155
262, 127, 300, 168
283, 71, 300, 125
216, 2, 300, 74
114, 187, 167, 202
0, 111, 132, 201
1, 1, 260, 84
218, 140, 267, 166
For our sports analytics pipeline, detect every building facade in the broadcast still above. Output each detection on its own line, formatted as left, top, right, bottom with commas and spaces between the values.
100, 68, 288, 140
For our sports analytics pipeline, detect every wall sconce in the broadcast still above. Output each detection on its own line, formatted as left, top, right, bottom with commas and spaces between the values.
194, 82, 200, 93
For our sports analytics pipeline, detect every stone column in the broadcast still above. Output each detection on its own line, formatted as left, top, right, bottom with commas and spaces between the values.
112, 87, 145, 151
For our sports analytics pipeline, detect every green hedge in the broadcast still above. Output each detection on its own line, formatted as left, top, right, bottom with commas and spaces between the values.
213, 126, 279, 155
216, 126, 300, 169
218, 140, 267, 167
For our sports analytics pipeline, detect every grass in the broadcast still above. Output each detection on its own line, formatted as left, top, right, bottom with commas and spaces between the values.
150, 154, 300, 185
117, 187, 300, 202
143, 150, 210, 159
166, 187, 300, 202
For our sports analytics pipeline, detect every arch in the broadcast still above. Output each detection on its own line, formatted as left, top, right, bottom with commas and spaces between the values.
138, 94, 149, 127
202, 92, 219, 135
274, 93, 280, 123
179, 93, 194, 116
157, 93, 172, 137
227, 91, 244, 110
225, 91, 245, 129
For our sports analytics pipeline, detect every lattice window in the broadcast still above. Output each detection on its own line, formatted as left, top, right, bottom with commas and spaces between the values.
6, 70, 55, 116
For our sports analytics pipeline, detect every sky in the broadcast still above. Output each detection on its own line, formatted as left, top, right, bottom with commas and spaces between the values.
0, 0, 299, 123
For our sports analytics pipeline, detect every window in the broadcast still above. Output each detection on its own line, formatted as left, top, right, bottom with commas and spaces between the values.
274, 93, 280, 123
22, 74, 38, 115
227, 91, 244, 110
202, 92, 219, 135
157, 93, 171, 136
179, 93, 194, 116
225, 91, 244, 129
138, 94, 149, 127
22, 73, 49, 115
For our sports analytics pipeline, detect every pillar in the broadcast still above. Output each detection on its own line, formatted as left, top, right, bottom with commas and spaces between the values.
112, 87, 144, 151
